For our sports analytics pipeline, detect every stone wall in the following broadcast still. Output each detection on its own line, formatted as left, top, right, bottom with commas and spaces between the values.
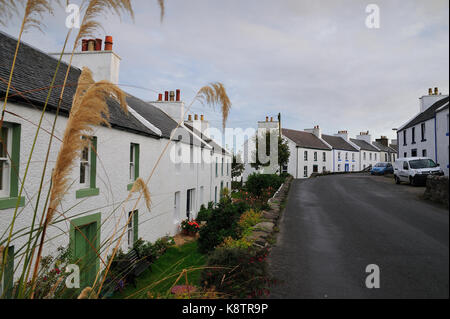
424, 175, 449, 207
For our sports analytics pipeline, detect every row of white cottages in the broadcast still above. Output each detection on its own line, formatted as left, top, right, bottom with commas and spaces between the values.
243, 119, 398, 180
0, 31, 231, 291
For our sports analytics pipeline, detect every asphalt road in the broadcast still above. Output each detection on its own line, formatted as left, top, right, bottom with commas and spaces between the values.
268, 173, 449, 299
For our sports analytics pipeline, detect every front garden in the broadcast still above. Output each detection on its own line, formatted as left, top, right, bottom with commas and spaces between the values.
105, 173, 291, 299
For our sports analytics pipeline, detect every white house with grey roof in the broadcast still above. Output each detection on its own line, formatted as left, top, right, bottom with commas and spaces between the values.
396, 88, 449, 175
322, 131, 360, 173
0, 31, 231, 291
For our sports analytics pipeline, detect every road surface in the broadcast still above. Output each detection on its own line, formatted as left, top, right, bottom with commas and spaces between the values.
268, 174, 449, 298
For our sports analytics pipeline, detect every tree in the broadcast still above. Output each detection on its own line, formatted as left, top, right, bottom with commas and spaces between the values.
251, 132, 290, 172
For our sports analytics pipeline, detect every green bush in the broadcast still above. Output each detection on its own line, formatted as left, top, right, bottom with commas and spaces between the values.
197, 199, 249, 254
201, 246, 274, 298
245, 173, 283, 197
197, 203, 214, 222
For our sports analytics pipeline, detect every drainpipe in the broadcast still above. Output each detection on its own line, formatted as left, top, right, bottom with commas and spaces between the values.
434, 116, 438, 162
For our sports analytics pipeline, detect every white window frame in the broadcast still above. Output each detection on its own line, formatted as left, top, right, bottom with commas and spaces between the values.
303, 166, 308, 177
0, 126, 12, 198
79, 137, 91, 188
127, 211, 134, 249
129, 143, 136, 182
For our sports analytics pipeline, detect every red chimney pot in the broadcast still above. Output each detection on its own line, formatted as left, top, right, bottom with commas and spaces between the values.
82, 39, 88, 52
104, 36, 113, 51
176, 89, 181, 102
95, 38, 102, 51
164, 91, 169, 101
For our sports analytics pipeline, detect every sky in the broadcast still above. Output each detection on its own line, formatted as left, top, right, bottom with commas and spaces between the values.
1, 0, 449, 146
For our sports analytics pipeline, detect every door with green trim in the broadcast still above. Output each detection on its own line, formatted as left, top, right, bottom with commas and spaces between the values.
73, 222, 98, 288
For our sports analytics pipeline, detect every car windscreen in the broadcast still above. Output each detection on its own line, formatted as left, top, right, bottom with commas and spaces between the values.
409, 159, 438, 169
375, 163, 387, 167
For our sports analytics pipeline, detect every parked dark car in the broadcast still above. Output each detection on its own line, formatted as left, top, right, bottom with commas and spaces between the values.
371, 162, 394, 175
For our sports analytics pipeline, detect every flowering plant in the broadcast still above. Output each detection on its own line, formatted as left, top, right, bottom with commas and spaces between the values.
181, 219, 200, 233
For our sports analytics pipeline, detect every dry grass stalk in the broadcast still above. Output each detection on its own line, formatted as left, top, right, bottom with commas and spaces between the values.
130, 178, 151, 210
74, 0, 135, 48
77, 287, 93, 299
47, 67, 128, 224
0, 0, 21, 26
196, 83, 231, 130
22, 0, 55, 32
157, 0, 165, 22
0, 245, 4, 268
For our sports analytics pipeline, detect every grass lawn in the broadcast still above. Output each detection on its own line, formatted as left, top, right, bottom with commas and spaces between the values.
111, 241, 207, 299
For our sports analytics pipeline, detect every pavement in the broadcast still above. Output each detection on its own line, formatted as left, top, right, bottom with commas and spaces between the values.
268, 173, 449, 299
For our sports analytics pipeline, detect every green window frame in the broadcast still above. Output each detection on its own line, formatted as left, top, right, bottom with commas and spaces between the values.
0, 123, 25, 210
127, 143, 140, 191
76, 136, 99, 199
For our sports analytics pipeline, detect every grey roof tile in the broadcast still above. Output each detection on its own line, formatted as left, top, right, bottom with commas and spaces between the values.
282, 128, 331, 150
322, 134, 358, 152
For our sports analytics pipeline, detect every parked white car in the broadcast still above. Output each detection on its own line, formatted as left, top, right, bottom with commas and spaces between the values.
394, 157, 444, 186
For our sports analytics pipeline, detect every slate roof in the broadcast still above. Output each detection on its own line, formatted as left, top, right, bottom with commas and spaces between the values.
282, 128, 331, 150
321, 134, 358, 152
399, 96, 449, 131
389, 144, 399, 152
0, 31, 171, 139
372, 141, 396, 153
184, 123, 230, 155
350, 138, 379, 152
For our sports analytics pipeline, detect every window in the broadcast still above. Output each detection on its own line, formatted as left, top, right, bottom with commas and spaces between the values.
76, 136, 99, 199
323, 152, 326, 162
0, 123, 24, 210
127, 211, 138, 249
214, 186, 218, 203
304, 151, 308, 161
363, 152, 366, 161
352, 153, 355, 161
411, 149, 417, 157
220, 181, 224, 198
314, 152, 317, 161
352, 165, 355, 171
403, 131, 407, 146
227, 161, 229, 176
215, 158, 218, 178
338, 164, 341, 171
303, 166, 308, 177
369, 153, 372, 161
421, 123, 426, 141
374, 153, 377, 161
322, 166, 326, 172
129, 143, 139, 186
0, 127, 11, 198
221, 158, 224, 176
186, 188, 195, 219
422, 149, 427, 157
338, 152, 341, 161
411, 127, 416, 144
313, 165, 318, 173
345, 153, 348, 161
403, 161, 409, 170
282, 165, 288, 173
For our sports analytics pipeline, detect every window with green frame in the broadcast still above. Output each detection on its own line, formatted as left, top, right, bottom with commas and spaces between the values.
76, 136, 99, 199
127, 143, 140, 191
0, 123, 25, 210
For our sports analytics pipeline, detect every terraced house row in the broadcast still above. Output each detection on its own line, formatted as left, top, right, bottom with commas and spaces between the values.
0, 31, 231, 289
243, 118, 398, 180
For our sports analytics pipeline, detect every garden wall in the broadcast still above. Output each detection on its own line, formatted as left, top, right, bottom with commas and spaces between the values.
423, 175, 449, 207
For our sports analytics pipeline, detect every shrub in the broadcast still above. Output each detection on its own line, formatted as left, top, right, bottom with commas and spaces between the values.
197, 203, 214, 222
245, 173, 283, 197
231, 180, 243, 191
238, 209, 262, 232
181, 219, 200, 233
201, 246, 275, 298
197, 200, 249, 254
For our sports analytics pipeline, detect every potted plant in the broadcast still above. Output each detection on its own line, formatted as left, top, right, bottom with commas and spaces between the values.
181, 219, 200, 236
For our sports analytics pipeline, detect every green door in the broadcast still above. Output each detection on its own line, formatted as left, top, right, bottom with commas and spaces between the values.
70, 213, 101, 290
74, 222, 98, 288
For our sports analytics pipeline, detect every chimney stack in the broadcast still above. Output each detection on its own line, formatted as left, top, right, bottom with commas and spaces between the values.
428, 88, 433, 95
176, 89, 181, 102
265, 116, 269, 122
201, 115, 204, 121
87, 39, 95, 51
169, 91, 175, 102
104, 36, 113, 51
434, 87, 439, 95
194, 114, 198, 121
164, 91, 169, 101
158, 93, 163, 101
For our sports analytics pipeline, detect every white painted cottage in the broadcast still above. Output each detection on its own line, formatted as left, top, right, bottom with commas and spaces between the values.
0, 31, 231, 291
397, 88, 449, 175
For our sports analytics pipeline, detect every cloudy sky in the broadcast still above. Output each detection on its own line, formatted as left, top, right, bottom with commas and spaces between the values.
2, 0, 449, 145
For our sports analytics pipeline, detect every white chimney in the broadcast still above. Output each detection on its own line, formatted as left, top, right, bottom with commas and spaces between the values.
258, 116, 279, 132
334, 130, 349, 141
49, 36, 121, 85
419, 87, 448, 112
185, 114, 210, 138
305, 125, 322, 138
356, 131, 372, 144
